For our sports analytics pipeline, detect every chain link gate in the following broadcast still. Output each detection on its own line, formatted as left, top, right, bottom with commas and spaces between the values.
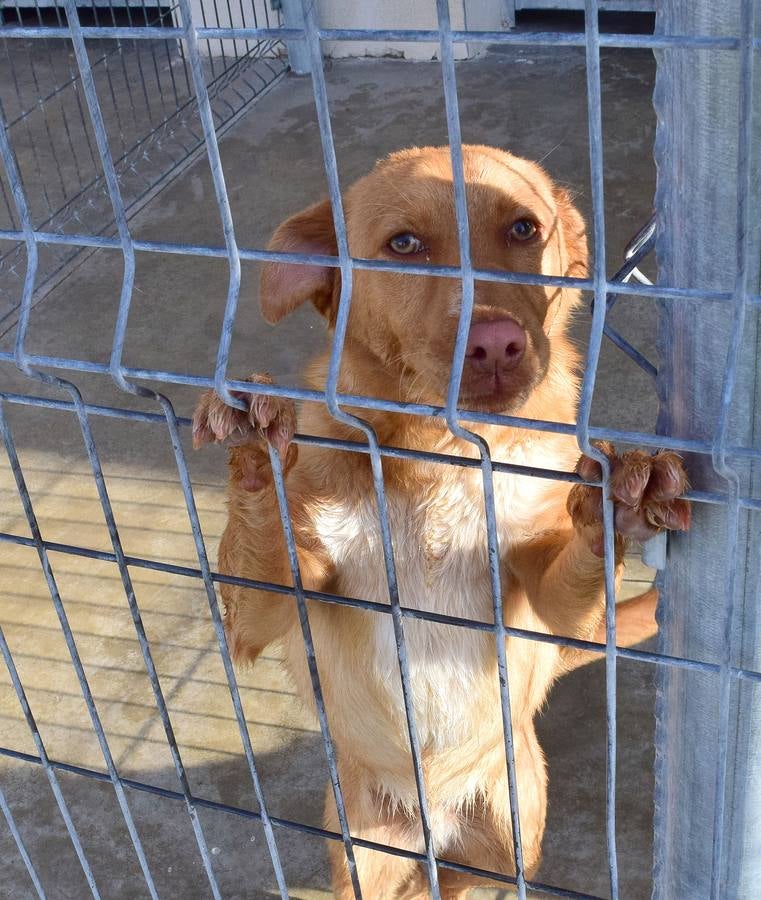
0, 1, 759, 898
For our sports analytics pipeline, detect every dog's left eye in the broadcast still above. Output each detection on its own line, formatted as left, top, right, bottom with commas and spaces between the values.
388, 233, 424, 255
508, 219, 539, 242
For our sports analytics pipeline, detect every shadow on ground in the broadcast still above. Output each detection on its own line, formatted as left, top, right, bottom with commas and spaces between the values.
2, 641, 656, 899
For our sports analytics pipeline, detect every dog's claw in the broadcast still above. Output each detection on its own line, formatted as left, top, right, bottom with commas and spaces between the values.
192, 374, 297, 490
567, 444, 691, 557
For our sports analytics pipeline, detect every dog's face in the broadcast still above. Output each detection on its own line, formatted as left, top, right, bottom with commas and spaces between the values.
261, 145, 587, 413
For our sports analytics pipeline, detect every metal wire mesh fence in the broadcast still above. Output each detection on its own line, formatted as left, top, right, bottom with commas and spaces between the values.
0, 0, 285, 323
0, 1, 759, 898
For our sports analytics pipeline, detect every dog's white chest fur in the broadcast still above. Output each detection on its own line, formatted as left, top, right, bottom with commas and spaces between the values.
314, 468, 555, 750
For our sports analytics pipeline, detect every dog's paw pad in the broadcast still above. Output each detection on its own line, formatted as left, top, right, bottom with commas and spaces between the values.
192, 373, 296, 454
568, 444, 691, 556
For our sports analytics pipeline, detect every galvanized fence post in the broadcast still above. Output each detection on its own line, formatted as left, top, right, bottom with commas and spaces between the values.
653, 1, 761, 897
279, 0, 311, 74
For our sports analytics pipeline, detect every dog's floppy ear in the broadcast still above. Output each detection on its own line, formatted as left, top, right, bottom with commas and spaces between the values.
553, 187, 588, 279
260, 199, 339, 325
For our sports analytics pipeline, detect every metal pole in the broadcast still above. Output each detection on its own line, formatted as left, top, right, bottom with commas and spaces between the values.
653, 2, 761, 898
279, 0, 311, 74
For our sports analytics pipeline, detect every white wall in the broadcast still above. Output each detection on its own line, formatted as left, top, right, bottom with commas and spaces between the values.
187, 0, 508, 60
315, 0, 508, 62
188, 0, 279, 59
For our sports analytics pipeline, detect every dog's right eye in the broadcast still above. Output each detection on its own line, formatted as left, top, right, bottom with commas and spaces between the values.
388, 233, 424, 255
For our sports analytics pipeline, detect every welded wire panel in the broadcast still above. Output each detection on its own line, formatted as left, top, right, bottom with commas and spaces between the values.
298, 1, 443, 892
576, 2, 622, 896
434, 1, 528, 894
0, 2, 759, 899
72, 0, 289, 891
0, 612, 101, 896
1, 110, 228, 900
0, 0, 285, 318
0, 400, 160, 898
653, 1, 761, 897
0, 780, 47, 899
268, 445, 363, 898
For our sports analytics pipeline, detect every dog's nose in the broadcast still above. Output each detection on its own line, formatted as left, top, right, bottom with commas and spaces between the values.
466, 319, 526, 371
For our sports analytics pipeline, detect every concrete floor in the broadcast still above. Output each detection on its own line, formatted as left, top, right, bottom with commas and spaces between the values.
1, 33, 662, 900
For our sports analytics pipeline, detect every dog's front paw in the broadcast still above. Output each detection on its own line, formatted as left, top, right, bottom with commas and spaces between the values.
192, 373, 296, 452
567, 442, 691, 557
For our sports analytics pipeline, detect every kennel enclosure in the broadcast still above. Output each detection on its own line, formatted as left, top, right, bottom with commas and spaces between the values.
1, 1, 760, 898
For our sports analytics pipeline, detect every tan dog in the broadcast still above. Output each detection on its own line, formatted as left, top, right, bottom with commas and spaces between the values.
193, 146, 690, 897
